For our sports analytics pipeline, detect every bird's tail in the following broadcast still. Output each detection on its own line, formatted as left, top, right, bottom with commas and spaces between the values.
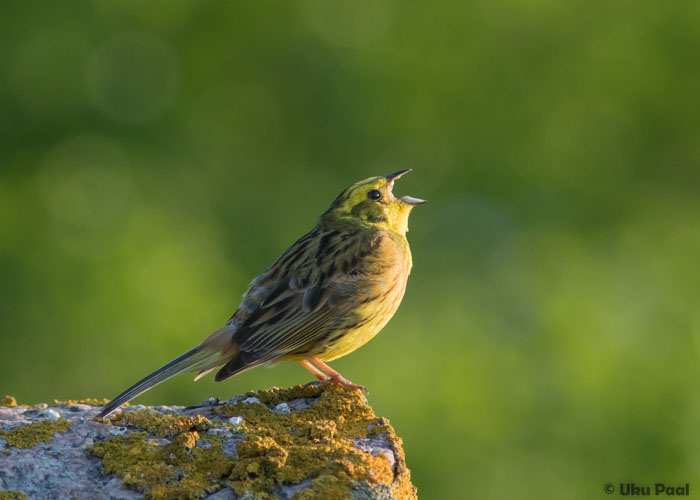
97, 327, 238, 418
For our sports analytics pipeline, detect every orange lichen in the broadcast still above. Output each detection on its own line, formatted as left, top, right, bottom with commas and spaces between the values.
1, 395, 17, 407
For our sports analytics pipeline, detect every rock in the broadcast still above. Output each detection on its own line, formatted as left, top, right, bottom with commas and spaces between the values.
228, 416, 244, 427
0, 386, 416, 499
273, 402, 291, 415
38, 409, 62, 421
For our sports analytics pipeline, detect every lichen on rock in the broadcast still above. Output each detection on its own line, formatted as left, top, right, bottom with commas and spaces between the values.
90, 385, 416, 499
217, 385, 414, 499
110, 409, 212, 439
90, 429, 233, 500
1, 396, 17, 408
0, 386, 416, 499
0, 418, 72, 448
0, 492, 27, 500
51, 397, 111, 407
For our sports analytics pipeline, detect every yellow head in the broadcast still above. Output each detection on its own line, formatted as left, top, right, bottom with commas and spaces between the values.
320, 169, 426, 235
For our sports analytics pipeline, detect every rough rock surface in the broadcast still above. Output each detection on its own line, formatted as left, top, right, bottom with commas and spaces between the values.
0, 386, 416, 500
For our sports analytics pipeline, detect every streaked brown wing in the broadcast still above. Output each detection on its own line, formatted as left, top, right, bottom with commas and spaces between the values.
224, 226, 384, 366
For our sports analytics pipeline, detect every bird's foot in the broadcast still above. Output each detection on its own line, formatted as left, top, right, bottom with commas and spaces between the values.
318, 375, 368, 394
300, 356, 368, 393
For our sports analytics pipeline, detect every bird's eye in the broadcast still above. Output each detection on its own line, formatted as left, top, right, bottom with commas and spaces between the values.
367, 189, 382, 200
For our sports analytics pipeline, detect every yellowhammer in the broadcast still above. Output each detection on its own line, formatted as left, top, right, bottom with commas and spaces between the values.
98, 170, 425, 417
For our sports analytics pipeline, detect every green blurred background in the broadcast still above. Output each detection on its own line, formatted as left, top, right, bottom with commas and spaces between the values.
2, 1, 700, 498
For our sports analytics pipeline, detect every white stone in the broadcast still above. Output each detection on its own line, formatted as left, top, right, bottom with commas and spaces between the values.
228, 416, 244, 426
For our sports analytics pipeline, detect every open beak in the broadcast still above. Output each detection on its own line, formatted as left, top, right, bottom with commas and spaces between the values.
386, 169, 411, 181
385, 169, 427, 206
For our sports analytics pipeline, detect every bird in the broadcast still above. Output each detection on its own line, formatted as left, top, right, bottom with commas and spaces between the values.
97, 169, 425, 418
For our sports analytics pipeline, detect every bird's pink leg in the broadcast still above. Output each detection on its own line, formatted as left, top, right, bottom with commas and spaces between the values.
298, 359, 330, 381
306, 356, 367, 393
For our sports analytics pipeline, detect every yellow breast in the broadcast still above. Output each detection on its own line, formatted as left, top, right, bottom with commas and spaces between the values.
314, 232, 412, 361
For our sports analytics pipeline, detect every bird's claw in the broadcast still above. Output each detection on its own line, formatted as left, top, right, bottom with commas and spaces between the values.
309, 376, 368, 394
